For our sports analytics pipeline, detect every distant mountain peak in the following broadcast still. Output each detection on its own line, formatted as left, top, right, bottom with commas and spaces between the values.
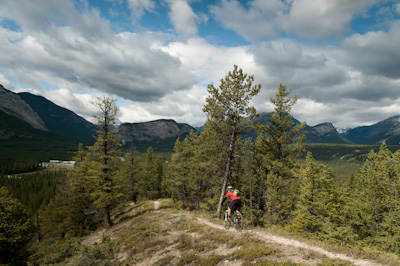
304, 122, 352, 144
0, 84, 48, 131
18, 92, 96, 144
341, 115, 400, 145
119, 119, 194, 143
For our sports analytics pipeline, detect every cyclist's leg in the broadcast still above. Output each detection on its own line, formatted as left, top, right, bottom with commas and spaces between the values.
228, 200, 235, 217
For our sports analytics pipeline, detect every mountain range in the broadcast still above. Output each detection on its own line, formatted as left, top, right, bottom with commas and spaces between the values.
1, 84, 400, 154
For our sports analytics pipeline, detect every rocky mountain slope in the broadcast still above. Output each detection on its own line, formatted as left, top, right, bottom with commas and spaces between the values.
18, 92, 96, 144
341, 115, 400, 145
255, 113, 351, 144
118, 119, 195, 151
0, 85, 47, 135
305, 122, 352, 144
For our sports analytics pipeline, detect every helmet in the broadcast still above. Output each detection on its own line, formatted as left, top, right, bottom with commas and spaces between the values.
227, 185, 233, 191
233, 189, 239, 196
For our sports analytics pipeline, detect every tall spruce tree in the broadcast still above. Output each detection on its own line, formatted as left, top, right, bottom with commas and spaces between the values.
347, 143, 400, 249
203, 65, 261, 218
67, 143, 98, 235
290, 153, 337, 234
122, 146, 139, 203
254, 83, 305, 224
167, 133, 196, 208
256, 83, 305, 179
379, 148, 400, 252
91, 96, 122, 228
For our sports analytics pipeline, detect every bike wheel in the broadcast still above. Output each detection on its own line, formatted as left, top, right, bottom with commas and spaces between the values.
223, 217, 231, 229
234, 212, 243, 231
223, 210, 231, 229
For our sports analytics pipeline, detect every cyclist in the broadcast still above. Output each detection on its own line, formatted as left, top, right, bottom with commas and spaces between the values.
227, 189, 242, 220
221, 185, 233, 206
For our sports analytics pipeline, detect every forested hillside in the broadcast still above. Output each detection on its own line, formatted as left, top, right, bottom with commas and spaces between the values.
2, 67, 400, 265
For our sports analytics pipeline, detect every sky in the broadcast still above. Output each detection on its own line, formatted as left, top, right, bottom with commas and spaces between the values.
0, 0, 400, 129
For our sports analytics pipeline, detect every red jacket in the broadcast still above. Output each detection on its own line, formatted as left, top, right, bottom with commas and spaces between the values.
225, 191, 233, 198
230, 195, 240, 201
222, 191, 234, 205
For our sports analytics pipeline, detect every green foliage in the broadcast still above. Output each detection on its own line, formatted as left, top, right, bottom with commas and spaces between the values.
0, 159, 42, 175
303, 143, 399, 162
29, 235, 118, 266
0, 111, 79, 175
255, 83, 306, 180
69, 236, 119, 266
0, 186, 35, 264
30, 237, 81, 265
343, 143, 400, 252
166, 129, 221, 210
117, 145, 140, 203
0, 170, 67, 215
203, 65, 261, 217
230, 244, 275, 261
38, 145, 101, 240
290, 153, 337, 234
90, 96, 123, 228
136, 147, 165, 200
252, 83, 305, 225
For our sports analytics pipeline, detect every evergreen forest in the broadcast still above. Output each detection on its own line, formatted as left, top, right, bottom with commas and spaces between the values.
2, 66, 400, 265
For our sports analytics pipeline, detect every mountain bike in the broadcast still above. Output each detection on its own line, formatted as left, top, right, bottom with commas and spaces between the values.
223, 208, 243, 231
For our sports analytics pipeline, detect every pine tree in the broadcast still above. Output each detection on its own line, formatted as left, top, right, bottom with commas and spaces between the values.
203, 65, 261, 217
167, 132, 197, 208
66, 143, 98, 235
90, 97, 122, 228
380, 148, 400, 252
0, 186, 34, 264
348, 144, 393, 241
256, 83, 306, 179
121, 145, 139, 203
255, 83, 305, 224
291, 153, 322, 233
166, 127, 223, 210
137, 147, 164, 200
291, 153, 338, 235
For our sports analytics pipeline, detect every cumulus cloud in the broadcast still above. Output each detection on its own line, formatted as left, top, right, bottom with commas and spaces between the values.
281, 0, 377, 39
249, 40, 349, 103
210, 0, 378, 41
119, 85, 207, 126
0, 0, 196, 103
127, 0, 156, 21
166, 0, 198, 39
1, 0, 400, 130
164, 37, 252, 85
342, 21, 400, 79
209, 0, 284, 41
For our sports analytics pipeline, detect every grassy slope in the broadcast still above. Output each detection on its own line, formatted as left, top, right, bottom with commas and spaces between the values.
30, 199, 400, 266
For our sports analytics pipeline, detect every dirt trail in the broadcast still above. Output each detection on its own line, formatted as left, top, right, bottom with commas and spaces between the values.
82, 201, 387, 266
196, 217, 384, 266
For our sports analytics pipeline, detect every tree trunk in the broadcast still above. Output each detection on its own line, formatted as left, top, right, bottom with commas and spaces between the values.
215, 127, 236, 218
105, 211, 113, 228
